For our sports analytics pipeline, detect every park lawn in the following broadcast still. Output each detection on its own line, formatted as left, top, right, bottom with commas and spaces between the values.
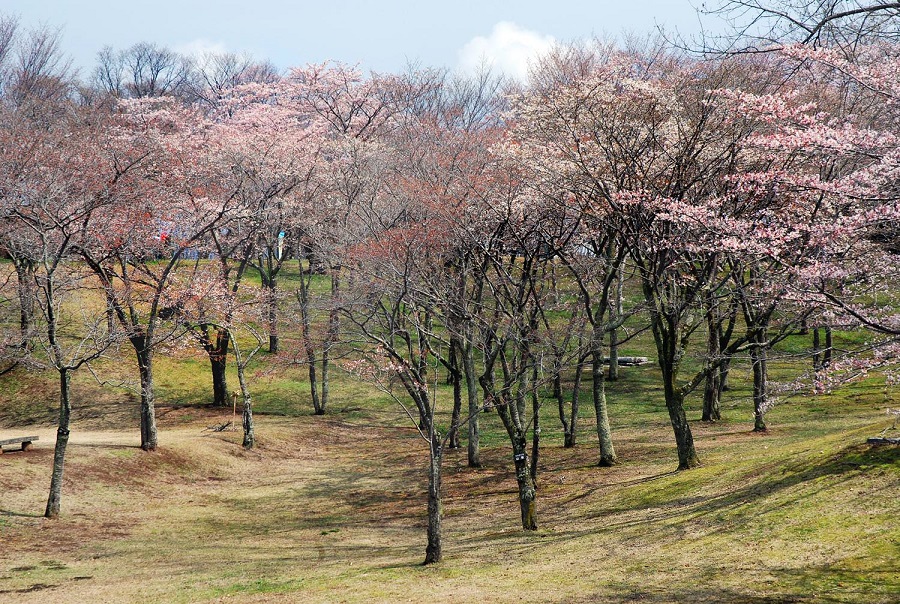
0, 355, 897, 604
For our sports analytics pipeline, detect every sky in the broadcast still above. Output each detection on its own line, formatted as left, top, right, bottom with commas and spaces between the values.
2, 1, 721, 81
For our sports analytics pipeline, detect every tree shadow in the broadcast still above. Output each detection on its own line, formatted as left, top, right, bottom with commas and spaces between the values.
0, 509, 42, 518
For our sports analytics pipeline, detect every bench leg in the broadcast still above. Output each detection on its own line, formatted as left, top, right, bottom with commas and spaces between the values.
21, 441, 32, 451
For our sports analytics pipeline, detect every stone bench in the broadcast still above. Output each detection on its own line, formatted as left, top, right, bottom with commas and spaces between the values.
0, 436, 39, 453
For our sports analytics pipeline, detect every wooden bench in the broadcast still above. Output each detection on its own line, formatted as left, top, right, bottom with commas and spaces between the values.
0, 436, 39, 453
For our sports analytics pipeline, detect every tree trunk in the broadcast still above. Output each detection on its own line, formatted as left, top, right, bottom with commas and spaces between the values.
812, 327, 822, 371
263, 276, 278, 353
13, 257, 35, 349
512, 438, 538, 531
719, 357, 732, 393
208, 327, 230, 407
135, 342, 158, 451
823, 325, 833, 368
608, 264, 623, 381
591, 330, 617, 466
447, 340, 462, 449
530, 368, 540, 482
321, 272, 340, 412
463, 341, 481, 468
45, 368, 71, 519
662, 371, 700, 470
751, 331, 769, 433
423, 441, 443, 565
702, 310, 722, 422
297, 269, 323, 415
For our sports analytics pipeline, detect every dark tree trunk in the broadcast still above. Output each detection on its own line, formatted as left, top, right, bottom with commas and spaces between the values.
702, 310, 722, 422
242, 397, 254, 448
320, 272, 340, 412
591, 330, 617, 466
823, 325, 833, 368
751, 330, 769, 433
134, 341, 158, 451
566, 358, 584, 447
205, 327, 230, 407
262, 276, 278, 353
13, 257, 35, 349
812, 327, 822, 371
719, 357, 732, 393
447, 340, 462, 449
608, 264, 623, 381
462, 340, 481, 468
662, 369, 700, 470
557, 351, 585, 448
512, 437, 538, 530
45, 368, 71, 519
423, 441, 443, 565
530, 367, 540, 482
297, 267, 323, 415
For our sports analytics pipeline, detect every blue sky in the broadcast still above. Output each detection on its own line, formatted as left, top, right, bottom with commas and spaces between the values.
3, 1, 717, 79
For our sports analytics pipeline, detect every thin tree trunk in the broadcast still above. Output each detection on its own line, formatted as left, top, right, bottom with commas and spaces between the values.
530, 366, 540, 482
591, 330, 617, 466
463, 340, 481, 468
447, 339, 462, 449
823, 325, 833, 368
263, 276, 278, 353
45, 368, 71, 519
702, 310, 722, 422
719, 357, 732, 393
566, 357, 584, 447
812, 327, 822, 371
13, 257, 35, 348
236, 363, 254, 448
319, 272, 340, 413
608, 264, 623, 381
297, 268, 322, 414
423, 441, 443, 565
751, 331, 769, 432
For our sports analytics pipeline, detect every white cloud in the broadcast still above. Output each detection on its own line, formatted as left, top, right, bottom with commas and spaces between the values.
174, 38, 229, 59
457, 22, 555, 82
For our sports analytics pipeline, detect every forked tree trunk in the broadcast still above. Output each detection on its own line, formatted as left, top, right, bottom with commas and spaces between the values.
423, 441, 443, 565
556, 351, 585, 448
45, 368, 71, 519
